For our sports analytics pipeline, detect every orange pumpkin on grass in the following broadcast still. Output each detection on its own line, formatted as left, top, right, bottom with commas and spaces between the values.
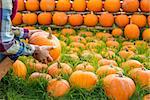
29, 72, 52, 81
75, 62, 95, 72
143, 94, 150, 100
40, 0, 55, 11
61, 28, 76, 36
142, 29, 150, 41
38, 12, 52, 25
112, 28, 123, 37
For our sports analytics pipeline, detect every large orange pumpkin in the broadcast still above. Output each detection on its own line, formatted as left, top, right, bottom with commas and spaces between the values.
142, 29, 150, 41
104, 0, 121, 12
48, 62, 72, 77
17, 0, 25, 11
122, 0, 139, 12
29, 32, 61, 61
40, 0, 55, 11
13, 60, 27, 79
103, 74, 135, 100
69, 70, 98, 90
130, 14, 147, 27
128, 68, 150, 87
99, 13, 114, 27
52, 12, 68, 26
38, 12, 52, 25
72, 0, 86, 11
112, 28, 123, 37
115, 15, 129, 27
56, 0, 71, 11
87, 0, 103, 12
84, 14, 98, 27
22, 13, 37, 25
47, 78, 70, 97
25, 0, 40, 11
124, 24, 140, 40
140, 0, 150, 12
12, 12, 22, 26
69, 14, 83, 26
96, 65, 123, 77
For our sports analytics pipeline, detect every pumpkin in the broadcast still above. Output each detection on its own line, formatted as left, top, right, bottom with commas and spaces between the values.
61, 28, 76, 36
52, 12, 68, 26
69, 14, 83, 26
130, 14, 147, 27
104, 0, 120, 12
112, 28, 123, 37
69, 70, 98, 90
29, 72, 52, 81
143, 94, 150, 100
22, 13, 37, 25
12, 60, 27, 79
119, 50, 135, 59
72, 0, 86, 11
128, 68, 150, 87
96, 32, 112, 39
98, 59, 118, 66
17, 0, 25, 11
122, 44, 136, 52
26, 0, 39, 11
69, 42, 85, 49
48, 62, 72, 77
29, 32, 61, 61
56, 0, 71, 11
103, 74, 135, 100
78, 31, 93, 37
99, 13, 114, 27
115, 15, 129, 27
142, 29, 150, 41
38, 12, 52, 25
28, 59, 48, 72
84, 13, 98, 27
148, 16, 150, 26
69, 36, 86, 44
124, 24, 140, 40
121, 60, 143, 71
122, 0, 139, 12
140, 0, 150, 12
12, 12, 22, 26
106, 41, 119, 48
96, 65, 123, 77
122, 41, 134, 46
40, 0, 55, 11
47, 78, 70, 97
87, 0, 103, 12
75, 62, 95, 72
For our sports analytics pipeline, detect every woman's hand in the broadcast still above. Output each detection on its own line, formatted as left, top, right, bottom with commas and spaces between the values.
33, 46, 55, 64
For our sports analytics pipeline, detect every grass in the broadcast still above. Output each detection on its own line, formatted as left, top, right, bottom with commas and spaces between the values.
0, 29, 150, 100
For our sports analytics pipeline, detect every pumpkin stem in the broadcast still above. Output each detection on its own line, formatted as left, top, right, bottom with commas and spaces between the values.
57, 61, 62, 69
117, 72, 123, 77
48, 27, 52, 39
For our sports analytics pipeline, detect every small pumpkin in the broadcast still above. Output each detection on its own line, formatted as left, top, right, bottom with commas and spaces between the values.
122, 0, 139, 12
40, 0, 55, 11
17, 0, 25, 11
124, 24, 140, 40
140, 0, 150, 12
87, 0, 103, 12
115, 15, 129, 27
103, 74, 135, 100
29, 72, 52, 81
99, 13, 114, 27
22, 13, 37, 25
69, 36, 86, 44
75, 62, 95, 72
106, 40, 119, 48
69, 42, 85, 49
104, 0, 121, 12
69, 14, 83, 26
61, 28, 76, 36
48, 62, 72, 77
78, 31, 93, 37
128, 68, 150, 87
38, 12, 52, 25
96, 65, 123, 77
143, 94, 150, 100
72, 0, 86, 11
52, 12, 68, 26
69, 70, 98, 90
130, 14, 147, 27
142, 29, 150, 41
12, 60, 27, 79
56, 0, 71, 11
98, 59, 118, 66
84, 13, 98, 27
47, 78, 70, 97
111, 28, 123, 37
119, 49, 135, 59
96, 32, 112, 39
12, 12, 22, 26
26, 0, 40, 11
